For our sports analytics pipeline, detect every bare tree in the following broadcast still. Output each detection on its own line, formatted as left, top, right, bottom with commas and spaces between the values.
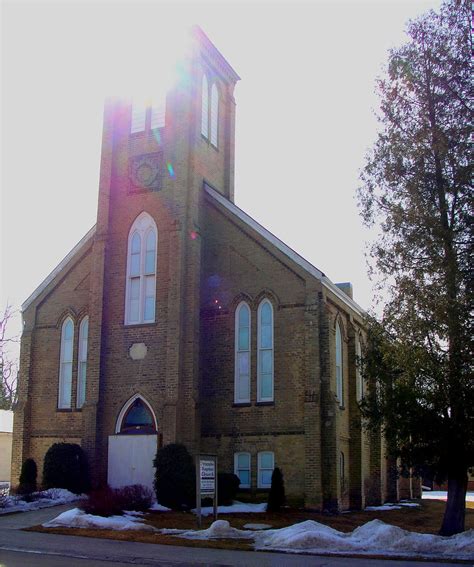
0, 305, 19, 409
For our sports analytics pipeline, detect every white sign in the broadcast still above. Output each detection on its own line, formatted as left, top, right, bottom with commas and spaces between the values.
200, 459, 215, 494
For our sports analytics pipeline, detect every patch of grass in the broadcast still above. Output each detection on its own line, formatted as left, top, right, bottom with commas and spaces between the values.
28, 498, 474, 554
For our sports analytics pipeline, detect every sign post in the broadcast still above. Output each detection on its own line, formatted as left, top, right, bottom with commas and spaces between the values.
196, 454, 218, 528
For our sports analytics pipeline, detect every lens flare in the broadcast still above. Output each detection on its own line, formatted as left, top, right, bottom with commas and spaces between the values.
167, 163, 175, 177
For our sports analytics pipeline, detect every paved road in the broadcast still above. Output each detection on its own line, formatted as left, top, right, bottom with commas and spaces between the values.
0, 505, 465, 567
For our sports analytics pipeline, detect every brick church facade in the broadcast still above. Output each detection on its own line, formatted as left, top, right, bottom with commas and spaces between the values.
12, 28, 403, 509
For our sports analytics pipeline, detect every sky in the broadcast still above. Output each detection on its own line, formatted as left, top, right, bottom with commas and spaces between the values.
1, 0, 442, 354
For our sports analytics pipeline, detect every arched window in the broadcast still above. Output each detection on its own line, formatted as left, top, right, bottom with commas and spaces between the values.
58, 317, 74, 409
125, 213, 157, 325
77, 316, 89, 408
201, 74, 209, 138
118, 397, 157, 434
257, 300, 274, 402
335, 322, 343, 405
131, 98, 146, 133
356, 335, 363, 401
235, 302, 251, 404
210, 83, 219, 147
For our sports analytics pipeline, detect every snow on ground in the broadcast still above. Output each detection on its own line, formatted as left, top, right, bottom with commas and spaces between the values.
193, 501, 267, 516
41, 501, 474, 560
0, 488, 85, 515
162, 518, 473, 560
365, 501, 420, 511
423, 490, 474, 502
43, 507, 155, 531
149, 502, 171, 512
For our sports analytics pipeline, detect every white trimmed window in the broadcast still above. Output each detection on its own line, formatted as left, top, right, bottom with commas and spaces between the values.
150, 97, 166, 130
131, 98, 146, 133
234, 452, 251, 488
235, 302, 251, 403
125, 213, 157, 325
131, 97, 166, 133
76, 316, 89, 408
257, 300, 274, 402
58, 317, 74, 409
335, 322, 343, 405
201, 74, 209, 138
210, 83, 219, 147
356, 336, 363, 401
257, 451, 274, 488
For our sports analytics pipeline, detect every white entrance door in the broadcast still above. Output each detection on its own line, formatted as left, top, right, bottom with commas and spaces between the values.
108, 434, 157, 491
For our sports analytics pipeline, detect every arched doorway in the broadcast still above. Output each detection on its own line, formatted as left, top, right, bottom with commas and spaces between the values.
107, 395, 158, 491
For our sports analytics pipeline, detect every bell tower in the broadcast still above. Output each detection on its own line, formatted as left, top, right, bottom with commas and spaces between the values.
83, 27, 240, 483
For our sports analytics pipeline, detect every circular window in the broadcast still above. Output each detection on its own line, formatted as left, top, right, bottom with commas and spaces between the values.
120, 398, 156, 434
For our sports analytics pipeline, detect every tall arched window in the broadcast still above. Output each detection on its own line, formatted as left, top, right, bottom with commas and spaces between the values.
77, 316, 89, 408
125, 213, 157, 325
235, 302, 251, 404
210, 83, 219, 147
335, 322, 343, 405
258, 300, 274, 402
58, 317, 74, 409
201, 74, 209, 138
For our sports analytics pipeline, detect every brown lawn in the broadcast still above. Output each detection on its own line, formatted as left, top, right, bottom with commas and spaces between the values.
28, 498, 474, 554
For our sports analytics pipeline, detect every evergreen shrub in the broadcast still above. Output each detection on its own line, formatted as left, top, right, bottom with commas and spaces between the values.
153, 443, 195, 510
18, 458, 37, 495
42, 443, 90, 494
267, 467, 285, 512
217, 473, 240, 505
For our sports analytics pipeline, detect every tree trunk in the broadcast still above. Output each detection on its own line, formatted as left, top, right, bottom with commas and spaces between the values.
439, 469, 467, 536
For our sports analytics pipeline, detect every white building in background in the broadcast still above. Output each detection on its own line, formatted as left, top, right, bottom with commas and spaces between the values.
0, 410, 13, 483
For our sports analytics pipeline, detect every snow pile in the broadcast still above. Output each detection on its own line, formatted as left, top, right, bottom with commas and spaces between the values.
0, 488, 85, 515
162, 518, 473, 560
162, 519, 254, 540
43, 507, 155, 531
194, 501, 267, 516
253, 519, 474, 560
256, 520, 352, 551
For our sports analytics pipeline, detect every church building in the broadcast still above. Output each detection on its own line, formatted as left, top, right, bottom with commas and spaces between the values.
12, 27, 397, 510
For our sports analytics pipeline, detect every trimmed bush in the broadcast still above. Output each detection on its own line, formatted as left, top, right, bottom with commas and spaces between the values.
267, 467, 285, 512
82, 486, 122, 517
217, 473, 240, 506
18, 458, 37, 495
153, 443, 195, 510
42, 443, 90, 494
118, 484, 153, 512
82, 484, 153, 517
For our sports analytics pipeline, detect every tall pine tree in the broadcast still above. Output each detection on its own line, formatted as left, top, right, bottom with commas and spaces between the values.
358, 0, 472, 535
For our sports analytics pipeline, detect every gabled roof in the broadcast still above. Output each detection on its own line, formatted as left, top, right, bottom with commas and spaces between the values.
204, 183, 365, 317
22, 225, 96, 312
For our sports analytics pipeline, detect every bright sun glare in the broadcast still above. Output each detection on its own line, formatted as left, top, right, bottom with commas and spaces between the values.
98, 23, 191, 102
